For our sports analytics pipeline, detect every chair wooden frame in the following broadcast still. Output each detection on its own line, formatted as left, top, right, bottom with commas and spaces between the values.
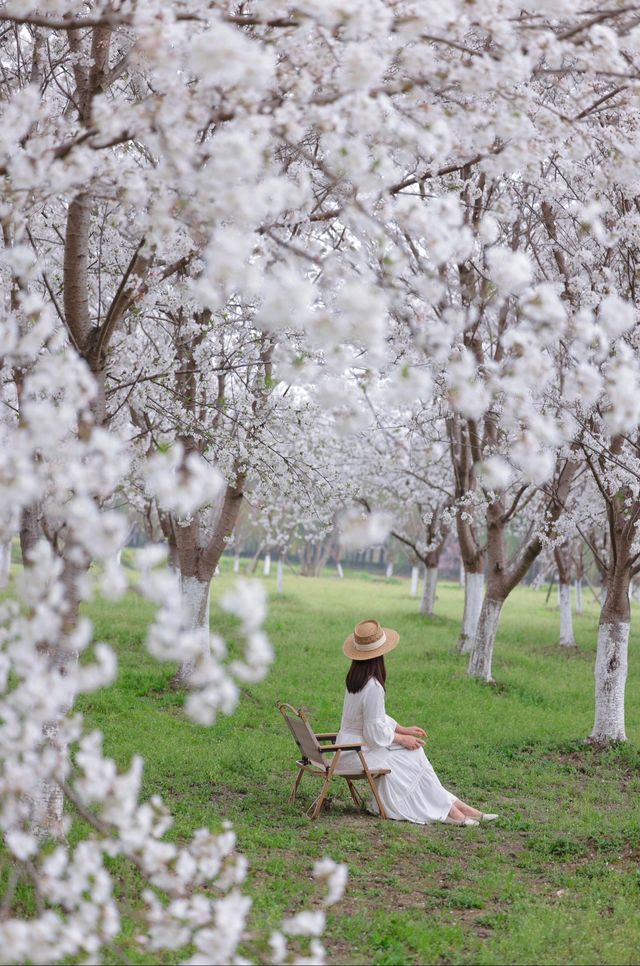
276, 701, 389, 820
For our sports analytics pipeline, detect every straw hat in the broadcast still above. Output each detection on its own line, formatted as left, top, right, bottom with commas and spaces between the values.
343, 619, 400, 661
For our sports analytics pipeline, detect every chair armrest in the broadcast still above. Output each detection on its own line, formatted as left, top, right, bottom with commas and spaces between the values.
319, 743, 362, 752
315, 732, 338, 740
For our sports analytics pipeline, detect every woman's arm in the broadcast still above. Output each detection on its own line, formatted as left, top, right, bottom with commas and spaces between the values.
361, 681, 397, 749
395, 724, 427, 737
393, 726, 425, 750
393, 722, 427, 750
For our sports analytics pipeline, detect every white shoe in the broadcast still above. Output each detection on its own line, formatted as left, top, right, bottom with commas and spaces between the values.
480, 813, 499, 822
444, 817, 479, 826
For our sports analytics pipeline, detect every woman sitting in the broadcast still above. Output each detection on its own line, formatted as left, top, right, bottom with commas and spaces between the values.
336, 619, 498, 826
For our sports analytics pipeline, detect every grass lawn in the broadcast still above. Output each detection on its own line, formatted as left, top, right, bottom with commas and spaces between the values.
32, 564, 640, 963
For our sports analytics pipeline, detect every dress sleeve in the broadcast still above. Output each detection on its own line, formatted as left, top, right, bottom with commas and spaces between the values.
362, 681, 396, 749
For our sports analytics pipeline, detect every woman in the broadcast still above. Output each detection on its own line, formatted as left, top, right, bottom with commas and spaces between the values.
336, 619, 498, 826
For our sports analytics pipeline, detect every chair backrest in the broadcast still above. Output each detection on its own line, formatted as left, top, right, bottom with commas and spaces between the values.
276, 702, 326, 769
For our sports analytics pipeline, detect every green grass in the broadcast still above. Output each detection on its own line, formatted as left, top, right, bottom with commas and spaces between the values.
11, 563, 640, 964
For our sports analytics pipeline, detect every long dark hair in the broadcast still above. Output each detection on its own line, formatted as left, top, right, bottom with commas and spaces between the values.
346, 655, 386, 694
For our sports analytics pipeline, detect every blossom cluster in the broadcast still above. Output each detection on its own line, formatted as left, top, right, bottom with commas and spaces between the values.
0, 325, 345, 963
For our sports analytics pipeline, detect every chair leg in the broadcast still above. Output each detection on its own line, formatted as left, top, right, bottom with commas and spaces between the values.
366, 776, 387, 820
346, 779, 364, 811
358, 751, 388, 820
308, 751, 341, 821
308, 777, 331, 820
290, 768, 304, 804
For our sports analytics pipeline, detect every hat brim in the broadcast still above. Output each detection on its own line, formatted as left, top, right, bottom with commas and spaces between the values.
343, 627, 400, 661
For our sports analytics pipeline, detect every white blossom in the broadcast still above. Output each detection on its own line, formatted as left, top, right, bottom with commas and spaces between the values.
281, 910, 326, 938
339, 509, 392, 550
487, 248, 534, 294
313, 857, 348, 906
477, 456, 513, 491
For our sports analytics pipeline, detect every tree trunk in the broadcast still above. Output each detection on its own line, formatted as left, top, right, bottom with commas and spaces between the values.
182, 576, 211, 631
20, 503, 42, 565
277, 554, 284, 594
336, 561, 344, 579
158, 508, 179, 572
167, 538, 179, 573
172, 476, 246, 685
385, 561, 393, 578
458, 570, 484, 654
263, 552, 271, 576
467, 597, 504, 682
573, 544, 585, 611
32, 563, 83, 839
410, 565, 419, 597
427, 566, 438, 612
466, 458, 576, 682
454, 505, 485, 650
558, 582, 576, 647
233, 554, 240, 574
419, 567, 438, 616
174, 574, 212, 684
589, 569, 630, 743
590, 619, 629, 743
299, 542, 317, 576
0, 540, 11, 588
250, 542, 264, 574
555, 542, 575, 646
300, 537, 333, 576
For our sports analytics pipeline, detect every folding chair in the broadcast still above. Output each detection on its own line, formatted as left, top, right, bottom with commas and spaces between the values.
276, 701, 389, 820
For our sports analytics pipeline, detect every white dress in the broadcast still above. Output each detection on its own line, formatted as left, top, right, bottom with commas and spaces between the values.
336, 678, 456, 824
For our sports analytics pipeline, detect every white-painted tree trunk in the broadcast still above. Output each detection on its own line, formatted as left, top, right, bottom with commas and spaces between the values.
175, 575, 211, 683
336, 561, 344, 579
115, 548, 122, 567
34, 600, 80, 838
419, 569, 429, 613
459, 560, 465, 587
590, 621, 629, 742
467, 597, 504, 682
0, 540, 11, 588
419, 567, 438, 616
574, 578, 583, 614
458, 571, 484, 654
277, 556, 284, 594
427, 567, 437, 613
33, 718, 68, 839
410, 565, 419, 597
263, 553, 271, 576
233, 554, 240, 574
386, 561, 394, 578
558, 582, 576, 646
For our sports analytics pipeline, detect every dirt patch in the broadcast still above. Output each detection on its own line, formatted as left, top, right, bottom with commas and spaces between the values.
545, 745, 640, 785
326, 937, 361, 966
454, 907, 498, 939
552, 749, 589, 767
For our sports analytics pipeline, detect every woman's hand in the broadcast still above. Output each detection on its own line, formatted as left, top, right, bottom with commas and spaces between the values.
395, 733, 425, 751
396, 725, 427, 738
404, 726, 427, 738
